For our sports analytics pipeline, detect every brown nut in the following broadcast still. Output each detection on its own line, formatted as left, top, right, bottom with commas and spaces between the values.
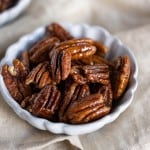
49, 48, 71, 83
11, 59, 28, 78
56, 38, 108, 57
80, 38, 108, 57
80, 55, 113, 66
70, 64, 110, 85
112, 55, 131, 100
2, 64, 32, 103
20, 51, 30, 72
65, 93, 111, 124
23, 85, 61, 120
98, 84, 113, 107
59, 83, 90, 122
46, 23, 73, 41
25, 62, 52, 89
29, 37, 60, 64
55, 38, 97, 60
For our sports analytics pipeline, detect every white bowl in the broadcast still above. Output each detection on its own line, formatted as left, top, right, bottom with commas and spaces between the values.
0, 0, 31, 26
0, 23, 138, 135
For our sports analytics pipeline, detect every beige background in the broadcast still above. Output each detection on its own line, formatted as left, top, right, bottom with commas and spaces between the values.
0, 0, 150, 149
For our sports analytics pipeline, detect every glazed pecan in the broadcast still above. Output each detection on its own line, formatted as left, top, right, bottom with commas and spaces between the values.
80, 55, 113, 66
8, 59, 29, 78
65, 93, 111, 124
70, 64, 110, 85
81, 38, 108, 57
55, 38, 97, 60
29, 37, 60, 64
21, 93, 37, 111
2, 64, 32, 103
112, 55, 131, 100
59, 83, 90, 122
46, 23, 73, 41
20, 51, 30, 72
98, 84, 113, 107
22, 85, 61, 120
25, 62, 52, 89
56, 38, 107, 57
49, 48, 71, 83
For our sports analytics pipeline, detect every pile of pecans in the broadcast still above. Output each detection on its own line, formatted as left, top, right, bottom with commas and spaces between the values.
0, 0, 18, 13
1, 23, 131, 124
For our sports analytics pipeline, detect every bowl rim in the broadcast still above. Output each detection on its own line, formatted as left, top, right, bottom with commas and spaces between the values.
0, 0, 31, 26
0, 23, 138, 135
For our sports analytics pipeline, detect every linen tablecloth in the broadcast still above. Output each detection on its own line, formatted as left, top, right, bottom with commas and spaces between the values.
0, 0, 150, 149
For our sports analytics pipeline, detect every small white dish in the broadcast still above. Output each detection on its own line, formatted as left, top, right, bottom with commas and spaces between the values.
0, 0, 31, 26
0, 23, 138, 135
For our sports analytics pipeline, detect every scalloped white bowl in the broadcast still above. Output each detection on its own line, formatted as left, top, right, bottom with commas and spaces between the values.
0, 23, 138, 135
0, 0, 31, 26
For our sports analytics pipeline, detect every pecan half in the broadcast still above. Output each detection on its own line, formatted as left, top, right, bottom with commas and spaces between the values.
2, 64, 32, 103
70, 64, 110, 85
46, 23, 73, 41
29, 37, 60, 64
59, 83, 90, 122
55, 38, 97, 60
25, 62, 52, 89
81, 38, 108, 57
10, 59, 28, 78
49, 48, 71, 83
98, 84, 113, 107
80, 55, 113, 66
20, 51, 30, 72
22, 85, 61, 120
56, 38, 107, 57
112, 55, 131, 100
65, 93, 111, 124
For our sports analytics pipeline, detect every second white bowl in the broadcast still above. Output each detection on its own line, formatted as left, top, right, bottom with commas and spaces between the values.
0, 0, 31, 26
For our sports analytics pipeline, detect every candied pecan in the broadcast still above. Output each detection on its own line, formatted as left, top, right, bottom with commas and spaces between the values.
46, 23, 73, 41
29, 37, 60, 64
23, 85, 61, 120
98, 84, 113, 107
70, 64, 110, 85
21, 94, 38, 111
55, 38, 97, 60
65, 93, 111, 124
80, 55, 113, 66
56, 38, 107, 57
25, 62, 52, 89
11, 59, 28, 78
80, 38, 108, 57
20, 51, 30, 72
112, 55, 131, 100
49, 48, 71, 83
59, 83, 90, 122
2, 64, 31, 103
